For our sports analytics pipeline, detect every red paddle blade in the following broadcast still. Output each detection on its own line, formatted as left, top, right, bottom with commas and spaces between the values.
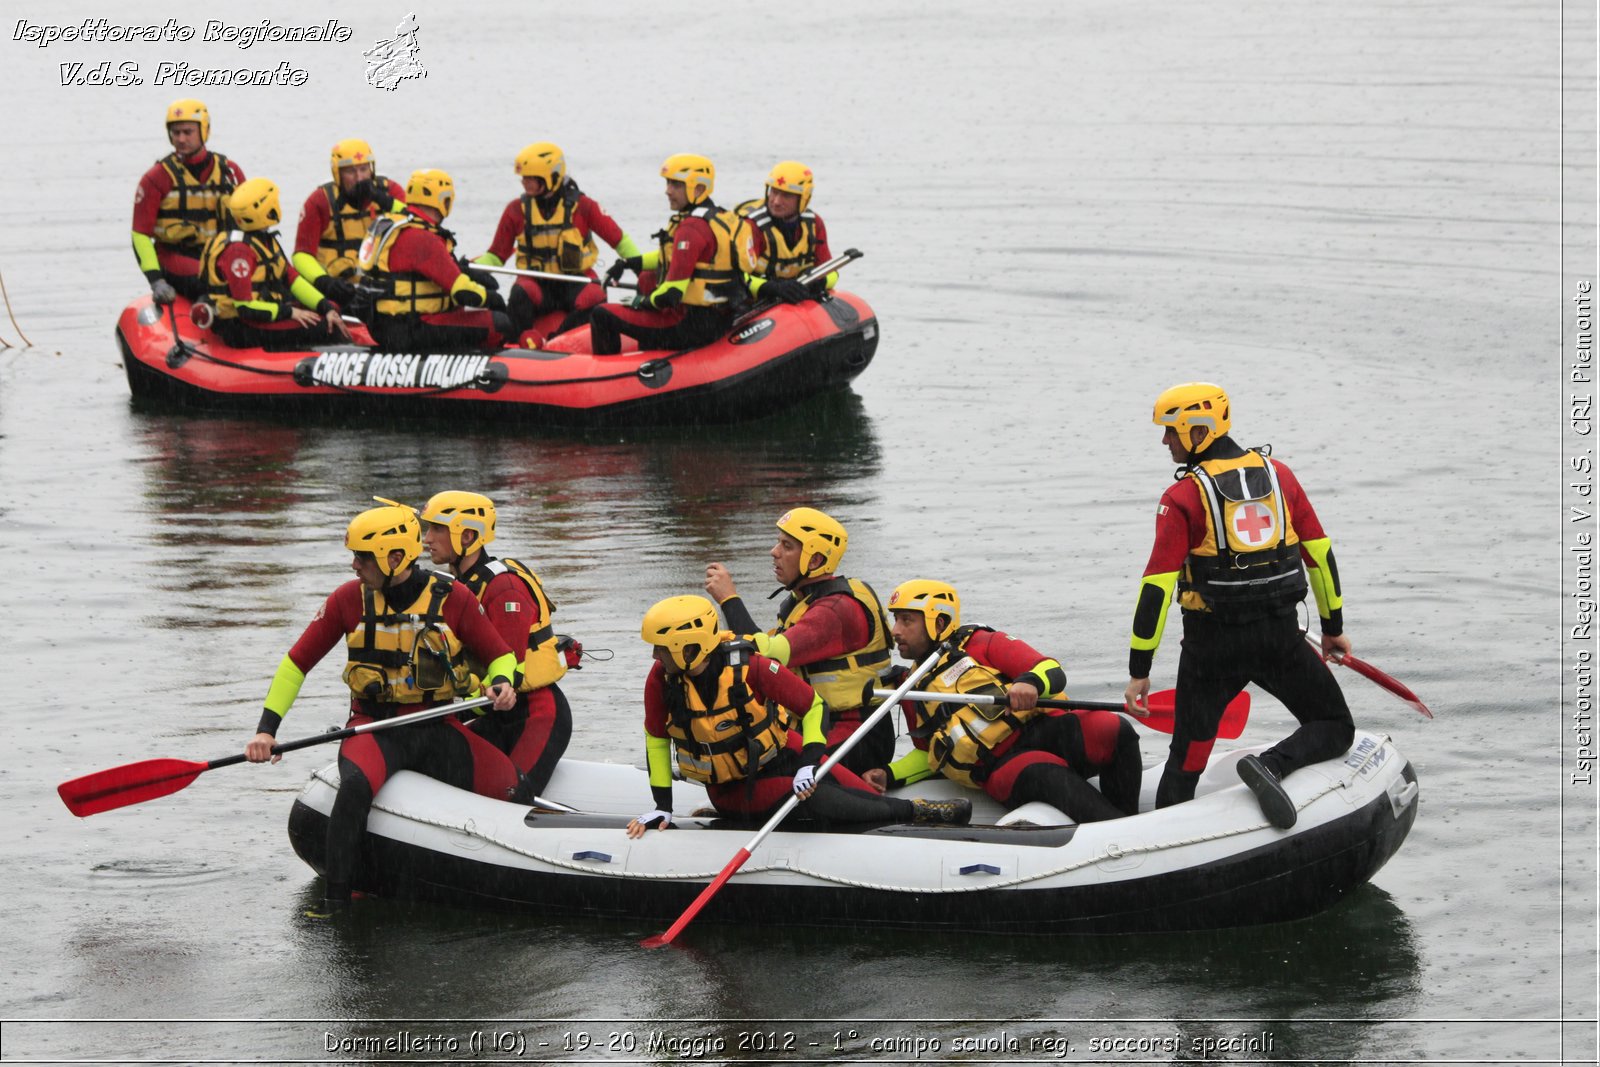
641, 846, 753, 948
1339, 654, 1433, 719
1139, 689, 1250, 740
57, 758, 209, 817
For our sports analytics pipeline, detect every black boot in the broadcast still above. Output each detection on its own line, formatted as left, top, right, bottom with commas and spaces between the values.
910, 797, 972, 826
1237, 755, 1296, 829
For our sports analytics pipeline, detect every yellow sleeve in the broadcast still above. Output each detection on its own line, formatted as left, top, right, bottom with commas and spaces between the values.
797, 691, 827, 748
615, 234, 643, 259
290, 274, 325, 311
291, 250, 327, 284
472, 252, 504, 267
482, 651, 518, 688
131, 231, 161, 275
1300, 536, 1343, 620
646, 732, 674, 789
1129, 571, 1179, 653
263, 654, 308, 719
638, 249, 662, 271
887, 747, 933, 786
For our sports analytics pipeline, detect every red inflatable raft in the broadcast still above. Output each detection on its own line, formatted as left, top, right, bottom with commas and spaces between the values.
115, 289, 879, 426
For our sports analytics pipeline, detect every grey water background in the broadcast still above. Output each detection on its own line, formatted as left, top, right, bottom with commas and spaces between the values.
0, 0, 1592, 1063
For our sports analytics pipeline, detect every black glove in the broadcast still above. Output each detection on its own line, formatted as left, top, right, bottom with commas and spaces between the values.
605, 257, 642, 286
150, 278, 178, 305
486, 288, 508, 313
458, 259, 500, 292
765, 278, 810, 305
313, 274, 357, 306
806, 275, 830, 296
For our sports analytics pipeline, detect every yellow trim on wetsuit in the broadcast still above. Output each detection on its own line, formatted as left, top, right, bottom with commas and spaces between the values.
263, 654, 308, 720
1300, 536, 1341, 620
1129, 570, 1180, 653
646, 732, 674, 789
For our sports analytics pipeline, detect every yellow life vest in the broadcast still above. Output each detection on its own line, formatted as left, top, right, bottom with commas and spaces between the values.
1179, 448, 1309, 618
315, 178, 392, 278
199, 229, 292, 321
153, 151, 238, 255
341, 573, 474, 706
361, 213, 454, 318
459, 556, 567, 692
774, 576, 893, 712
516, 185, 598, 276
909, 626, 1044, 788
741, 204, 819, 280
664, 658, 788, 785
658, 203, 745, 307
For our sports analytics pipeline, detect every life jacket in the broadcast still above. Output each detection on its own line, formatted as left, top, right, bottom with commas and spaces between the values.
909, 626, 1045, 788
774, 576, 893, 712
153, 151, 238, 255
742, 204, 819, 280
341, 572, 474, 707
1178, 447, 1309, 619
662, 655, 788, 785
315, 178, 393, 278
458, 556, 567, 692
516, 183, 598, 276
199, 229, 293, 321
657, 202, 745, 307
361, 213, 454, 318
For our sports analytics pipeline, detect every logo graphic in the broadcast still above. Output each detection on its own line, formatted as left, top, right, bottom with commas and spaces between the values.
730, 318, 775, 346
365, 13, 426, 91
1231, 502, 1277, 546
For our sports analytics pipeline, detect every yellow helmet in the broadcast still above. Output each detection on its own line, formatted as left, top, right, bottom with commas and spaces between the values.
420, 491, 496, 555
641, 595, 721, 672
405, 168, 456, 219
346, 503, 422, 577
1152, 382, 1232, 454
514, 142, 567, 193
329, 138, 376, 185
660, 153, 715, 205
887, 579, 961, 644
776, 507, 847, 579
766, 160, 814, 213
165, 98, 210, 142
227, 178, 281, 232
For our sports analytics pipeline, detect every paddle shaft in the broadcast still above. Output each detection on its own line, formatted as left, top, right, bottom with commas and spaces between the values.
1306, 635, 1433, 718
474, 263, 637, 291
58, 696, 495, 817
731, 248, 864, 330
873, 689, 1139, 715
643, 646, 944, 948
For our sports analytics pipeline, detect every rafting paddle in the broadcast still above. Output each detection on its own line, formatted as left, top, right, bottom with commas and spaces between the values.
871, 687, 1251, 740
1305, 636, 1433, 718
730, 248, 864, 331
474, 263, 637, 291
58, 696, 494, 817
640, 646, 945, 949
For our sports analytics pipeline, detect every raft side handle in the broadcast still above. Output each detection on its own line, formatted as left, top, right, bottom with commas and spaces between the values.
955, 863, 1002, 877
572, 849, 614, 863
1386, 777, 1418, 818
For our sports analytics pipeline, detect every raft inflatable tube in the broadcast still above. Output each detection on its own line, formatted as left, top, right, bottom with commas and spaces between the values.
287, 730, 1417, 934
115, 292, 879, 426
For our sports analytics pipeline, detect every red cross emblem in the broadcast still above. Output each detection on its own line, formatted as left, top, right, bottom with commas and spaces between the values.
1232, 503, 1276, 546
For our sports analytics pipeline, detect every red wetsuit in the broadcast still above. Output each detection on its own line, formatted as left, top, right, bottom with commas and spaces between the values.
747, 213, 832, 275
292, 177, 408, 262
372, 222, 505, 349
467, 561, 571, 800
132, 149, 247, 280
644, 653, 903, 820
588, 213, 731, 355
1130, 438, 1353, 807
896, 628, 1139, 819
